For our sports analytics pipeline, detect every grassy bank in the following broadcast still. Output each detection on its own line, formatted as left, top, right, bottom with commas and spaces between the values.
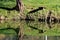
23, 0, 60, 18
0, 0, 60, 18
0, 0, 60, 36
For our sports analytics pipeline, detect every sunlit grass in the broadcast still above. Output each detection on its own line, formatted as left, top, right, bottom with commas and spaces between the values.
0, 0, 60, 36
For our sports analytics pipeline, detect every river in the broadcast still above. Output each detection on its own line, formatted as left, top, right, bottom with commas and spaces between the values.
0, 20, 60, 40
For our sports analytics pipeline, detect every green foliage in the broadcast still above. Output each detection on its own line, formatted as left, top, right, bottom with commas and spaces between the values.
0, 0, 16, 8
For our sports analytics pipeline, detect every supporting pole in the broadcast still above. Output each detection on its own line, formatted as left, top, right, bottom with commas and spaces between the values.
45, 35, 47, 40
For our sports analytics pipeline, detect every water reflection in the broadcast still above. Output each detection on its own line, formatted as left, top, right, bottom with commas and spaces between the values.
23, 36, 60, 40
0, 20, 60, 34
0, 20, 60, 40
47, 22, 55, 29
0, 34, 17, 40
0, 35, 60, 40
0, 34, 40, 40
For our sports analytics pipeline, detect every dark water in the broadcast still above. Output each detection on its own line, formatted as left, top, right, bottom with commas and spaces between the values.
0, 20, 60, 40
0, 34, 17, 40
0, 35, 60, 40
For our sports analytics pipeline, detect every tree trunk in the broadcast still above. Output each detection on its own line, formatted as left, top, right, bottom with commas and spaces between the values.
18, 26, 24, 40
16, 0, 24, 40
16, 0, 26, 19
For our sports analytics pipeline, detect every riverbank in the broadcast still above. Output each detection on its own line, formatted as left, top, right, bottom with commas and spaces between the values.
0, 0, 60, 36
0, 0, 60, 19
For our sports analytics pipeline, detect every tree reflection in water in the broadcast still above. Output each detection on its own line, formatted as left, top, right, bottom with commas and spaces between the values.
0, 20, 60, 40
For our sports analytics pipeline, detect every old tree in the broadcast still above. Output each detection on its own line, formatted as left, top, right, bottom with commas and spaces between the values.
16, 0, 24, 40
16, 0, 25, 19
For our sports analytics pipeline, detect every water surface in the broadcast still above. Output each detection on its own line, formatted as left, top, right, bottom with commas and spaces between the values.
0, 20, 60, 40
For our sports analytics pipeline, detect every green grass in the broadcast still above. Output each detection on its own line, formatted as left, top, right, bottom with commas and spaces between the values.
23, 0, 60, 17
0, 29, 17, 35
0, 0, 60, 36
0, 0, 16, 8
0, 0, 60, 18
